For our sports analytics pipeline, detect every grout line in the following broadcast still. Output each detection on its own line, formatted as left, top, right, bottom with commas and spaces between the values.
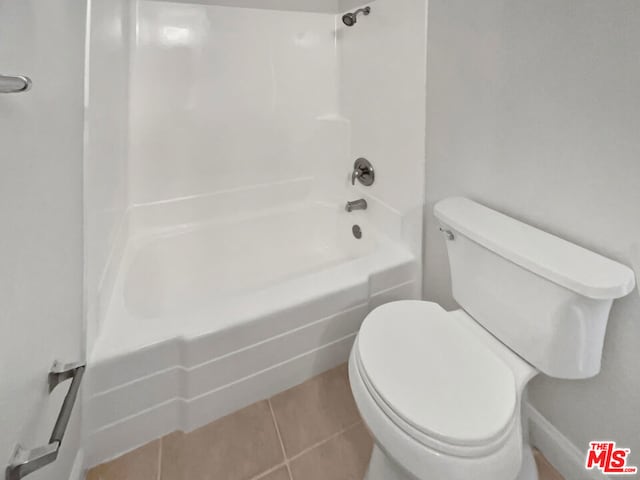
249, 462, 289, 480
156, 438, 162, 480
268, 399, 293, 479
287, 420, 363, 464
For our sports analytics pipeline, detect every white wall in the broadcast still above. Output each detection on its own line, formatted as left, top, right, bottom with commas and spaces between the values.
85, 0, 132, 353
153, 0, 341, 13
0, 2, 86, 478
128, 0, 427, 249
340, 0, 427, 214
425, 0, 640, 469
129, 1, 342, 205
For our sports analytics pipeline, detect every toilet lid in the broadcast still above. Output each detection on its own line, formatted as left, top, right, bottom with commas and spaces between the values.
356, 301, 517, 447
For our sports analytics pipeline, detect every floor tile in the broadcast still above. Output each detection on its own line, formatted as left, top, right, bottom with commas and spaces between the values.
289, 423, 373, 480
86, 440, 159, 480
160, 400, 283, 480
534, 449, 565, 480
257, 466, 291, 480
270, 364, 361, 456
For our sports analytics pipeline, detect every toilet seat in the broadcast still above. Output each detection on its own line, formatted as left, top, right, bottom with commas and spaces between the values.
354, 301, 519, 457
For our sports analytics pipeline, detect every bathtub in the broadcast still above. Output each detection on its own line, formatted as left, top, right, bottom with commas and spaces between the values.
86, 196, 419, 465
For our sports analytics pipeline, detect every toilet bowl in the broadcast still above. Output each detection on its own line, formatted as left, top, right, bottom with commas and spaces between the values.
349, 301, 537, 480
349, 197, 635, 480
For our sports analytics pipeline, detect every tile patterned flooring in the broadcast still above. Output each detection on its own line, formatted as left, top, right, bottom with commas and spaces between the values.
533, 450, 565, 480
87, 364, 564, 480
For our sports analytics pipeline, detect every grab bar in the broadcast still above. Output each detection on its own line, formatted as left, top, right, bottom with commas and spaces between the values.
6, 361, 85, 480
0, 75, 32, 94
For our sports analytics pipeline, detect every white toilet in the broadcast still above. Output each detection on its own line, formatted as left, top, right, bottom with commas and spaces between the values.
349, 197, 636, 480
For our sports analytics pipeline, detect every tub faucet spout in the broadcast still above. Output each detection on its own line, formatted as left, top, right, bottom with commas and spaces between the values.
346, 199, 368, 212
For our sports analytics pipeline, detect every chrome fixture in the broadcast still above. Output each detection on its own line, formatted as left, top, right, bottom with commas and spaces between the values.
439, 227, 455, 241
346, 199, 368, 212
6, 361, 85, 480
351, 158, 375, 186
0, 75, 32, 94
352, 225, 363, 239
342, 7, 371, 27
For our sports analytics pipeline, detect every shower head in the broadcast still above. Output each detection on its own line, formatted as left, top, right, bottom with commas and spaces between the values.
342, 6, 370, 27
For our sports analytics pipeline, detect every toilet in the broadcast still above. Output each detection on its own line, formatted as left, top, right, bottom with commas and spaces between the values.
349, 197, 636, 480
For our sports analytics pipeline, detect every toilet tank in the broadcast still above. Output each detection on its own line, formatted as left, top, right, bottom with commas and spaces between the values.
434, 197, 635, 379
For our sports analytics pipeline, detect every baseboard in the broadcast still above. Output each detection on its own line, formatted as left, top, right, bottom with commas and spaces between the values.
525, 402, 605, 480
68, 448, 85, 480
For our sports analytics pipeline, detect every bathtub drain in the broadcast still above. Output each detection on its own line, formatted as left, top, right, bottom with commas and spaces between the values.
352, 225, 362, 239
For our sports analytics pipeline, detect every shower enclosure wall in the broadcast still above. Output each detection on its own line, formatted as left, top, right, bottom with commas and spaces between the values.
84, 0, 427, 467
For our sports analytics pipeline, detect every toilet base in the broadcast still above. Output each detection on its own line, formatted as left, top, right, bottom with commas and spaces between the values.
364, 444, 539, 480
365, 445, 418, 480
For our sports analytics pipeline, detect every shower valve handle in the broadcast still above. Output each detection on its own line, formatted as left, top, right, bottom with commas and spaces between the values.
351, 169, 361, 186
351, 158, 375, 187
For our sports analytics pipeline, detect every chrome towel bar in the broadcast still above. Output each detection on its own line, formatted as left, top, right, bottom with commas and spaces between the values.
5, 361, 85, 480
0, 75, 32, 93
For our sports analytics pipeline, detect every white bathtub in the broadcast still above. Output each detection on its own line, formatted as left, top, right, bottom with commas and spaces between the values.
86, 198, 419, 465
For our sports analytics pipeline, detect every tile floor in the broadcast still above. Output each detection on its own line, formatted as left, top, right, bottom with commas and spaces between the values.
87, 363, 564, 480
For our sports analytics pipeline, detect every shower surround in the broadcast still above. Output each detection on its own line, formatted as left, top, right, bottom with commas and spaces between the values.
84, 0, 427, 467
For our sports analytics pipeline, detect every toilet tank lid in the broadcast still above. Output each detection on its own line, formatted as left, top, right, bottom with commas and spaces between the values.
434, 197, 636, 300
